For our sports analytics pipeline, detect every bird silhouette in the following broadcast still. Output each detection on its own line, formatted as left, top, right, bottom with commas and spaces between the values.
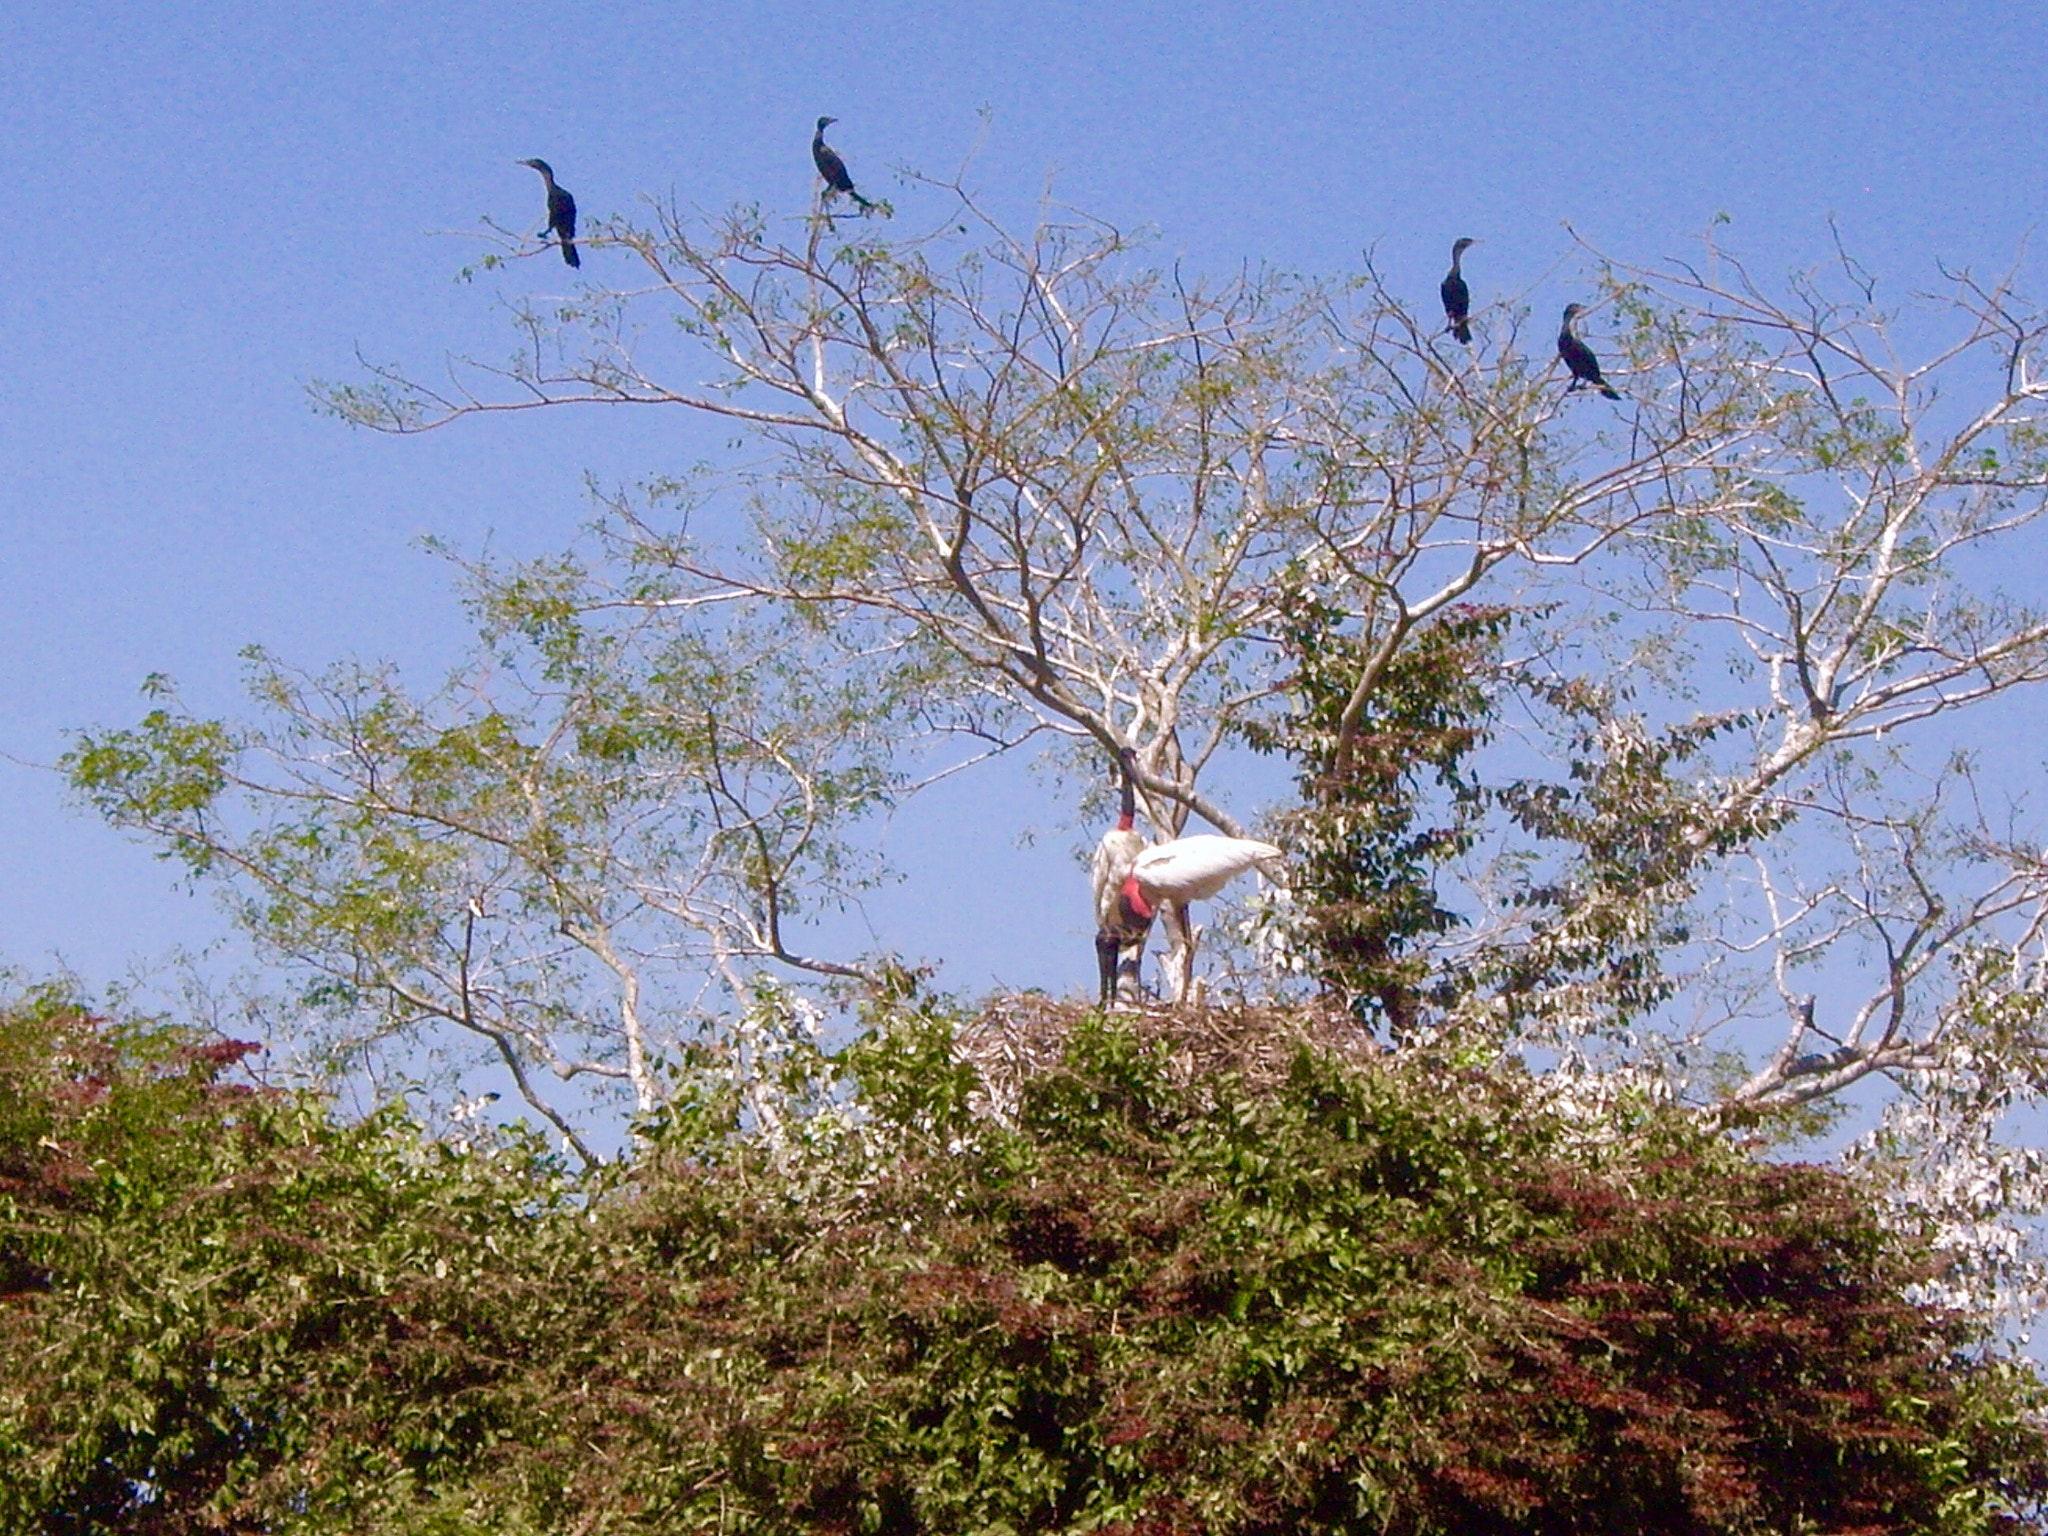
518, 159, 580, 268
812, 117, 877, 214
1559, 303, 1621, 399
1440, 238, 1477, 344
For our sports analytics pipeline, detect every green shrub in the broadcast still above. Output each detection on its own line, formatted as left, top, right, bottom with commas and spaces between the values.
0, 991, 582, 1533
3, 995, 2042, 1534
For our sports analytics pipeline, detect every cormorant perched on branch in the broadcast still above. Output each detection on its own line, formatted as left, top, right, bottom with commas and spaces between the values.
1440, 238, 1477, 344
518, 159, 580, 268
1558, 303, 1620, 399
812, 117, 877, 214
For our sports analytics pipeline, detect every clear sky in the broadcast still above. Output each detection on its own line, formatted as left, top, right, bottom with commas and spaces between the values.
3, 1, 2045, 1000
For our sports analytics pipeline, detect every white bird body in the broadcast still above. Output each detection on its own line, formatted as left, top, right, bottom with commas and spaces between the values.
1092, 826, 1147, 927
1129, 835, 1283, 906
1091, 750, 1155, 1005
1087, 748, 1284, 1006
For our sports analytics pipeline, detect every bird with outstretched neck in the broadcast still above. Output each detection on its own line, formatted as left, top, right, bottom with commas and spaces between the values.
1440, 238, 1477, 344
518, 159, 580, 268
1558, 303, 1621, 399
812, 117, 877, 214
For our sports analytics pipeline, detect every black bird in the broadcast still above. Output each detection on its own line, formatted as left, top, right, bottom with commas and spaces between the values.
811, 117, 876, 213
518, 158, 580, 268
1440, 237, 1477, 344
1558, 303, 1620, 399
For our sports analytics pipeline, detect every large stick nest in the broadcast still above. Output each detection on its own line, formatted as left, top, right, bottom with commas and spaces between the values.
953, 995, 1379, 1125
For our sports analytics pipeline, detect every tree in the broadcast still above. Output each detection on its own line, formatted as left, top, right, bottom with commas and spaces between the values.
1243, 595, 1508, 1036
0, 985, 587, 1532
64, 180, 2048, 1313
65, 582, 907, 1162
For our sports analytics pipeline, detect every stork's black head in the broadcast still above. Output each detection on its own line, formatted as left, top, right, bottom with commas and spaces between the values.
1112, 745, 1140, 824
1451, 236, 1478, 258
519, 158, 554, 178
815, 115, 837, 133
1561, 302, 1585, 326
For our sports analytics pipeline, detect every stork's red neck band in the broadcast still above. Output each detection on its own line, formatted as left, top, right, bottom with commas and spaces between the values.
1121, 873, 1155, 921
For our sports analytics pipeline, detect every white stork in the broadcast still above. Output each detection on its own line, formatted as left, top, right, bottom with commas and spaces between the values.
1092, 748, 1150, 1005
1090, 748, 1282, 1005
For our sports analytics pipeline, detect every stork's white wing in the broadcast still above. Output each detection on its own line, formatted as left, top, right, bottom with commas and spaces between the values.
1133, 835, 1284, 903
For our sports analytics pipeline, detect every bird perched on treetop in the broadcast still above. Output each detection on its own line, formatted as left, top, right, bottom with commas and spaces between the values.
812, 117, 877, 214
518, 159, 579, 268
1558, 303, 1621, 399
1440, 238, 1478, 345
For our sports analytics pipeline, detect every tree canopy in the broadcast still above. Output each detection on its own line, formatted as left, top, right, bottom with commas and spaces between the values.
61, 181, 2048, 1320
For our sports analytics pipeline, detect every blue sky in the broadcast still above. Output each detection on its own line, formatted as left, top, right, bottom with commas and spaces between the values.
3, 1, 2045, 998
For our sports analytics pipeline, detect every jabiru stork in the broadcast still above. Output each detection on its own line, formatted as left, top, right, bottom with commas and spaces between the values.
1090, 750, 1282, 1005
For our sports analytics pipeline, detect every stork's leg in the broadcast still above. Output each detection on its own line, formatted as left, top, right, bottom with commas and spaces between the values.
1161, 901, 1197, 1004
1099, 910, 1154, 1008
1116, 935, 1145, 1003
1095, 930, 1121, 1009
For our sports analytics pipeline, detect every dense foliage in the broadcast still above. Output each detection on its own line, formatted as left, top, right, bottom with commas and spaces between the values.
1246, 599, 1506, 1034
4, 991, 2043, 1534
